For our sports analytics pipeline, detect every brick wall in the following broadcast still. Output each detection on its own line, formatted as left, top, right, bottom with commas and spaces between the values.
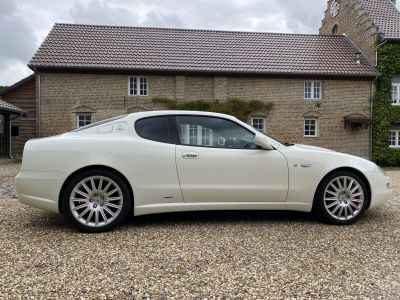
38, 72, 373, 158
320, 0, 379, 64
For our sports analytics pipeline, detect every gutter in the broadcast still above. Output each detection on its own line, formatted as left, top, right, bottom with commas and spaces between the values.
28, 65, 379, 79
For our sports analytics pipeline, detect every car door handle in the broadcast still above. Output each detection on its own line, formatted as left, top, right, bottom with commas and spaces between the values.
301, 163, 312, 168
182, 152, 199, 159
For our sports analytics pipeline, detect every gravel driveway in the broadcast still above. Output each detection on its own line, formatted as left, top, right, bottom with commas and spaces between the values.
0, 160, 399, 299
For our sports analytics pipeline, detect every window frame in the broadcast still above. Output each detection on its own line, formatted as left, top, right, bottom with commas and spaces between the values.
392, 83, 400, 105
304, 81, 322, 101
304, 117, 318, 138
77, 113, 92, 128
128, 76, 149, 96
251, 117, 266, 133
175, 115, 261, 150
135, 115, 263, 150
389, 129, 400, 148
134, 115, 179, 145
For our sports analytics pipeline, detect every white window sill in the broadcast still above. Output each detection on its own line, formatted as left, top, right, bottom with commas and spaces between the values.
304, 98, 322, 101
389, 145, 400, 148
304, 135, 318, 138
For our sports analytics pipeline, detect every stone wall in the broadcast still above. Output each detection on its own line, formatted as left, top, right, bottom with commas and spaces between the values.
38, 72, 373, 158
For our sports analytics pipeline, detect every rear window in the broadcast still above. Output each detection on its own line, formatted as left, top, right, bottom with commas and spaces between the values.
135, 116, 177, 144
72, 115, 127, 132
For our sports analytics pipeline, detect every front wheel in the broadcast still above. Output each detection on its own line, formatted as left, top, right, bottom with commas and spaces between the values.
313, 171, 369, 225
62, 169, 132, 232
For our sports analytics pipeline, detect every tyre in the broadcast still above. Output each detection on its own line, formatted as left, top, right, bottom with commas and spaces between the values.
62, 169, 132, 232
313, 171, 369, 225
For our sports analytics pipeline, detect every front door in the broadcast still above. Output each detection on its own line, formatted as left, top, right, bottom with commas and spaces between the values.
175, 115, 288, 203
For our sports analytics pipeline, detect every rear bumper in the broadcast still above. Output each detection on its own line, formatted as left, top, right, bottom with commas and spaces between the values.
16, 170, 68, 213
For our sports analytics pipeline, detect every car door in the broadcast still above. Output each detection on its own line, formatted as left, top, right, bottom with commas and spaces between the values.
175, 115, 288, 203
134, 115, 183, 205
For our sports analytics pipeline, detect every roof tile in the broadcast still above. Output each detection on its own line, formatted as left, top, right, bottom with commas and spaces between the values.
359, 0, 400, 39
0, 97, 26, 115
29, 23, 379, 77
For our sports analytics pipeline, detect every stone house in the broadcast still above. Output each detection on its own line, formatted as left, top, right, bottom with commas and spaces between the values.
15, 24, 376, 159
8, 2, 396, 158
320, 0, 400, 165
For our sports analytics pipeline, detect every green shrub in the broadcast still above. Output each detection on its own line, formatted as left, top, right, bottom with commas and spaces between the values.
152, 97, 273, 122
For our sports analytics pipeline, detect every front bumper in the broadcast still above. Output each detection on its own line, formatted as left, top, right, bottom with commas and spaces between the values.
16, 170, 69, 213
367, 171, 391, 209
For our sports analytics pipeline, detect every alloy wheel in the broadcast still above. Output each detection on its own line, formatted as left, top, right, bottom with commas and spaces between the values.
323, 176, 364, 221
69, 176, 124, 228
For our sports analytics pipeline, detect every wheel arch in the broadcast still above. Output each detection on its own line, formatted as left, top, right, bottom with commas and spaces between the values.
312, 167, 372, 210
58, 165, 134, 214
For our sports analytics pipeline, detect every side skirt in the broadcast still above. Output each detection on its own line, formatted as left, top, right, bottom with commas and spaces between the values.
134, 202, 312, 216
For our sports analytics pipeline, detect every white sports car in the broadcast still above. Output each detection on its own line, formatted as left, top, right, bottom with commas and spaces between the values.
16, 111, 391, 232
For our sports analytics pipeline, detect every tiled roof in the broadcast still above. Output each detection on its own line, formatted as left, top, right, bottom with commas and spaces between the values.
0, 97, 26, 115
359, 0, 400, 39
29, 23, 378, 77
0, 74, 35, 97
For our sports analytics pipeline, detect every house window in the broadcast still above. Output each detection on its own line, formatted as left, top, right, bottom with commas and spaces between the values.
77, 113, 92, 128
392, 83, 400, 105
304, 81, 322, 100
181, 124, 213, 146
304, 118, 318, 137
251, 117, 266, 133
11, 126, 19, 137
389, 130, 400, 148
128, 77, 148, 96
332, 24, 339, 35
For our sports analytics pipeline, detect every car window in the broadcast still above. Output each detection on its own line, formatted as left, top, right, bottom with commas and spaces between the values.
135, 116, 177, 144
72, 115, 127, 132
176, 116, 259, 149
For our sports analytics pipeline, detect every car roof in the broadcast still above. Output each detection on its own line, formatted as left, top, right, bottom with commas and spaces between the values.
127, 110, 238, 121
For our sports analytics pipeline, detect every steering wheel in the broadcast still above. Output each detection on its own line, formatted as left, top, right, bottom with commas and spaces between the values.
217, 137, 226, 146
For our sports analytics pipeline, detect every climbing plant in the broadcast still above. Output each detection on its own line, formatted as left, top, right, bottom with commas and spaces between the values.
373, 43, 400, 166
152, 98, 273, 122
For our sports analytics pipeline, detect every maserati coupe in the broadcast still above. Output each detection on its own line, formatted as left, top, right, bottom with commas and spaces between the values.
16, 111, 391, 232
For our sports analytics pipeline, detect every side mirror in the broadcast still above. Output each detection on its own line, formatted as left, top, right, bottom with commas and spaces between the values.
255, 134, 274, 150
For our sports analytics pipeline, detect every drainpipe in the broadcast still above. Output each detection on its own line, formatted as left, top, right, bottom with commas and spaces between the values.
370, 77, 378, 160
34, 67, 41, 137
375, 39, 388, 67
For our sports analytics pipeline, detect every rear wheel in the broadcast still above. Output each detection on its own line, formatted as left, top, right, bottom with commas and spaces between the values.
62, 169, 132, 232
313, 171, 368, 225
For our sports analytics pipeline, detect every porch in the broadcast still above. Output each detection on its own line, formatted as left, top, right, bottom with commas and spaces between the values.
0, 97, 26, 158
